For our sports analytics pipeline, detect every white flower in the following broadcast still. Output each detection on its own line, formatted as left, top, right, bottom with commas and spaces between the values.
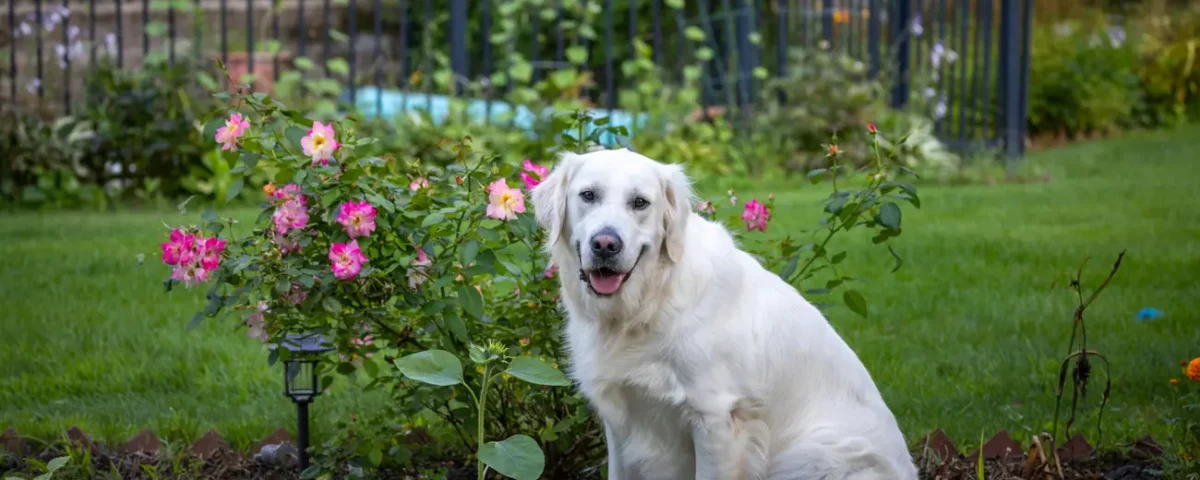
104, 33, 118, 57
25, 78, 40, 95
18, 22, 32, 37
933, 97, 947, 120
911, 15, 924, 37
924, 87, 936, 99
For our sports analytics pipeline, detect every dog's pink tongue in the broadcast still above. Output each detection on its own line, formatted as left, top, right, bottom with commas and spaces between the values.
588, 271, 624, 295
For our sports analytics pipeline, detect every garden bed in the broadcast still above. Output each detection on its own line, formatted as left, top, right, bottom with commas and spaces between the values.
0, 448, 1167, 480
0, 426, 1168, 480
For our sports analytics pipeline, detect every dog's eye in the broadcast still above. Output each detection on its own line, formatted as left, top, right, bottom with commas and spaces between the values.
579, 190, 595, 202
632, 197, 650, 210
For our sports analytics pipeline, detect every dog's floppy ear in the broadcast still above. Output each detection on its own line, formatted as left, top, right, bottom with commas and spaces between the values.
659, 162, 694, 263
531, 151, 581, 248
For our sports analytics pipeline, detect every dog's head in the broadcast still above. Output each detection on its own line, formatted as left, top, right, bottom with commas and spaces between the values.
531, 148, 693, 299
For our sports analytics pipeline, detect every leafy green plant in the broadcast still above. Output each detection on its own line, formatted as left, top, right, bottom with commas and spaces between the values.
697, 124, 921, 318
394, 343, 567, 480
3, 456, 70, 480
1027, 18, 1141, 137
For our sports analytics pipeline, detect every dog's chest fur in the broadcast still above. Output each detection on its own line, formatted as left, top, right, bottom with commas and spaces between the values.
566, 321, 701, 477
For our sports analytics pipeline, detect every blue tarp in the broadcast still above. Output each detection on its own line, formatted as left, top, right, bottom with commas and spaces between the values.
351, 87, 651, 146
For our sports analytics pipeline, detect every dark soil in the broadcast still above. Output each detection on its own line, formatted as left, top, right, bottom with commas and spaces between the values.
0, 448, 1164, 480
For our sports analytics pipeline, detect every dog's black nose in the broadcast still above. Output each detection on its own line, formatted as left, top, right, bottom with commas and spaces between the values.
590, 228, 623, 258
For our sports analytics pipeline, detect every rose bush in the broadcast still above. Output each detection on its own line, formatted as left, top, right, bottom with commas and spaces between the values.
158, 87, 920, 477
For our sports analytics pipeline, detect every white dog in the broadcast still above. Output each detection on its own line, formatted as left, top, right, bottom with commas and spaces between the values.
530, 148, 918, 480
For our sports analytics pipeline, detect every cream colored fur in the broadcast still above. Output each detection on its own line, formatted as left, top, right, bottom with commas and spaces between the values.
530, 148, 917, 480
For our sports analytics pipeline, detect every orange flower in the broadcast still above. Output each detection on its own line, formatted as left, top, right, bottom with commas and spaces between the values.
262, 183, 277, 196
827, 144, 839, 156
1170, 378, 1180, 385
832, 8, 850, 24
1187, 357, 1200, 382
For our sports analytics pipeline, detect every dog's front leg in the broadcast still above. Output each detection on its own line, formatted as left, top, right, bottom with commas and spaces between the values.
691, 396, 769, 480
603, 420, 629, 480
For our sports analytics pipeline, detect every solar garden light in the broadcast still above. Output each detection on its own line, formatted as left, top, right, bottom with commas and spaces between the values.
275, 332, 333, 472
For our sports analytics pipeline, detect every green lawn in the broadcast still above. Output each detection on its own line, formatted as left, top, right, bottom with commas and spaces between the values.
1, 126, 1198, 457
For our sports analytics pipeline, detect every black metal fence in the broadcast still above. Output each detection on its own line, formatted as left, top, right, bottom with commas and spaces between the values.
3, 0, 1033, 156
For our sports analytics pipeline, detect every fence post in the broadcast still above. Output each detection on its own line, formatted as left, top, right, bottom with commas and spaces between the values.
735, 0, 756, 106
890, 0, 910, 108
822, 0, 834, 44
1000, 0, 1021, 159
868, 0, 880, 78
448, 0, 467, 95
1018, 0, 1032, 158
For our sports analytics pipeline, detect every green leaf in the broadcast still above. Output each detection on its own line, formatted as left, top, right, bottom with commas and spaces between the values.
286, 126, 307, 149
225, 177, 244, 202
393, 349, 464, 386
203, 117, 225, 143
508, 357, 570, 386
322, 296, 343, 314
444, 311, 471, 344
509, 61, 534, 83
460, 239, 480, 266
825, 195, 849, 214
421, 213, 445, 228
327, 58, 350, 77
879, 202, 902, 231
778, 254, 800, 280
830, 252, 847, 264
477, 434, 545, 480
293, 56, 315, 70
201, 207, 218, 223
665, 0, 684, 8
566, 46, 589, 65
456, 284, 484, 320
368, 449, 383, 467
696, 47, 714, 61
186, 312, 205, 331
45, 456, 69, 473
685, 26, 706, 42
888, 244, 904, 273
843, 290, 868, 318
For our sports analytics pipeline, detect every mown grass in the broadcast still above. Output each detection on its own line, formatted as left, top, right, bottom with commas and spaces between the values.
1, 126, 1198, 458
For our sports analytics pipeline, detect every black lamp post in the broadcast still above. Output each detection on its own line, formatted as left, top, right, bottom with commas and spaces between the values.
275, 332, 333, 472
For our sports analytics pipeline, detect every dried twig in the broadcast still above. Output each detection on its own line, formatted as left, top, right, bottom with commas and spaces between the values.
1051, 250, 1125, 449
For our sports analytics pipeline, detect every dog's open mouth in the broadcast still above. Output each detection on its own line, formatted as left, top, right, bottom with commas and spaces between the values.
584, 268, 629, 296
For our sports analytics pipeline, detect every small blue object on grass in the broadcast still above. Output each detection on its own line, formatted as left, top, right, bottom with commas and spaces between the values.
1136, 307, 1164, 322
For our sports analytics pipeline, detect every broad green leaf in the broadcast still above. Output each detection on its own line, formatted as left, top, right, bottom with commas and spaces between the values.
843, 290, 868, 318
566, 46, 588, 65
322, 296, 342, 314
225, 177, 244, 202
507, 356, 571, 386
293, 56, 315, 70
685, 27, 706, 42
368, 448, 383, 467
879, 202, 902, 231
510, 61, 534, 83
665, 0, 684, 8
460, 239, 480, 266
393, 350, 464, 386
778, 253, 800, 280
327, 58, 350, 77
203, 116, 225, 142
477, 434, 545, 480
285, 126, 307, 149
457, 284, 484, 320
421, 213, 445, 228
45, 456, 68, 473
696, 47, 714, 61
